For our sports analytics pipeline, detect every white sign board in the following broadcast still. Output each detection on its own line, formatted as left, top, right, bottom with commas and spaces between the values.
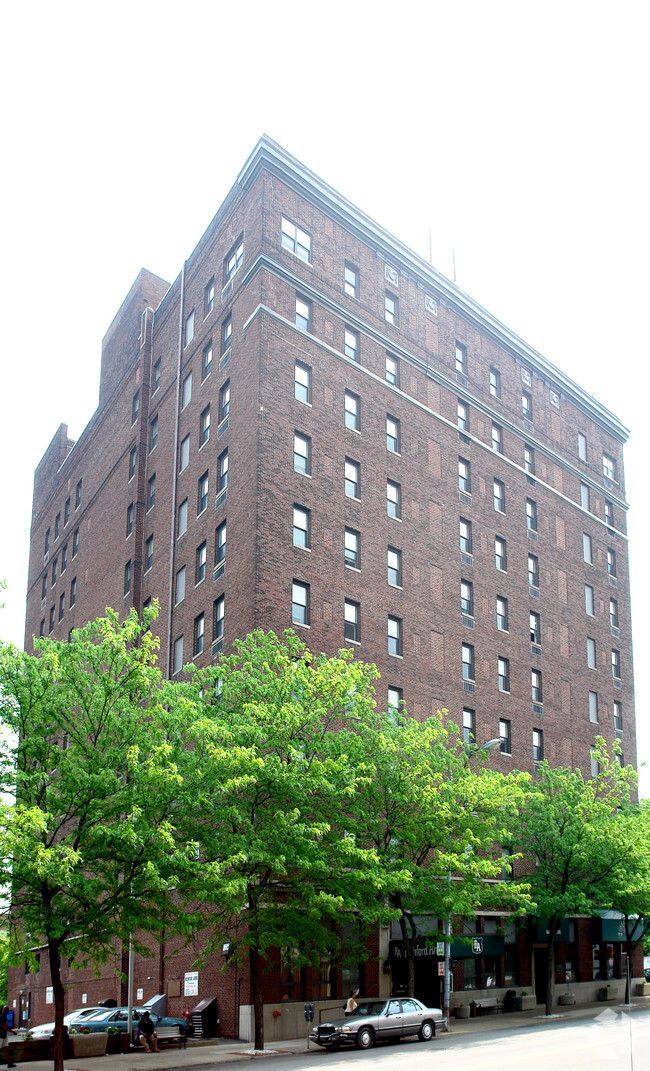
137, 988, 143, 1001
184, 971, 199, 997
46, 987, 53, 1004
82, 994, 87, 1004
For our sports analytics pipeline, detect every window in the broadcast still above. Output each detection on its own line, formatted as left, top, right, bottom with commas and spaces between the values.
460, 518, 472, 554
500, 719, 511, 755
345, 458, 360, 498
388, 616, 402, 656
528, 554, 539, 588
530, 611, 541, 645
386, 415, 400, 453
458, 457, 471, 494
132, 390, 140, 425
173, 636, 184, 675
292, 581, 310, 625
52, 558, 57, 585
580, 482, 590, 510
589, 691, 599, 723
587, 637, 596, 669
532, 669, 543, 703
388, 687, 403, 714
216, 520, 227, 563
41, 574, 47, 600
491, 423, 503, 453
72, 528, 79, 557
602, 453, 617, 482
196, 541, 207, 584
295, 361, 311, 403
205, 276, 215, 316
578, 432, 587, 462
281, 217, 311, 261
222, 314, 232, 357
522, 391, 532, 421
64, 498, 70, 526
61, 544, 67, 574
129, 446, 137, 480
294, 506, 311, 549
344, 327, 359, 361
294, 432, 311, 475
200, 405, 211, 446
345, 527, 360, 568
498, 656, 510, 692
583, 533, 593, 564
385, 292, 398, 325
148, 474, 156, 511
345, 390, 360, 431
58, 592, 65, 621
463, 708, 475, 744
296, 295, 311, 331
145, 535, 153, 573
524, 444, 535, 475
611, 649, 621, 680
344, 262, 359, 298
149, 414, 158, 452
489, 366, 501, 398
202, 340, 213, 380
462, 643, 475, 681
194, 613, 205, 656
493, 479, 505, 512
179, 435, 190, 472
70, 577, 76, 607
178, 498, 188, 537
609, 597, 619, 629
344, 600, 360, 642
153, 357, 161, 393
218, 449, 229, 492
214, 595, 225, 639
495, 537, 507, 571
385, 353, 399, 386
585, 584, 594, 616
496, 595, 508, 631
455, 341, 467, 375
607, 547, 617, 577
387, 479, 401, 518
75, 479, 82, 509
175, 566, 186, 604
49, 606, 55, 633
192, 474, 207, 519
457, 400, 469, 431
461, 579, 474, 616
54, 512, 61, 540
533, 729, 544, 764
388, 546, 402, 587
224, 237, 244, 281
526, 498, 537, 531
126, 502, 134, 537
185, 310, 195, 347
614, 701, 623, 738
605, 500, 614, 527
182, 372, 192, 409
124, 560, 132, 596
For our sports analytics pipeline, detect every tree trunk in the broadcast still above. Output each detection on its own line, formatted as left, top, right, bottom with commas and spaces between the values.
398, 914, 415, 997
545, 925, 558, 1016
47, 939, 65, 1071
249, 944, 264, 1051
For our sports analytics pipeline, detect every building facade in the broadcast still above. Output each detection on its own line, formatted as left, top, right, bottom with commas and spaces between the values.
15, 137, 637, 1033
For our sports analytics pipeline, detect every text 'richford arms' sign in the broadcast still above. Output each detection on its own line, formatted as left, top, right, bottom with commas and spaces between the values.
390, 935, 503, 961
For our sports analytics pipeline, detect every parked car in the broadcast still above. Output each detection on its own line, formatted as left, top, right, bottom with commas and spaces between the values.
78, 1007, 189, 1036
644, 967, 650, 983
30, 1008, 105, 1039
310, 997, 445, 1051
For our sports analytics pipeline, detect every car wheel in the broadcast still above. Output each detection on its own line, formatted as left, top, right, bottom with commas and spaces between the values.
356, 1026, 374, 1050
418, 1020, 434, 1041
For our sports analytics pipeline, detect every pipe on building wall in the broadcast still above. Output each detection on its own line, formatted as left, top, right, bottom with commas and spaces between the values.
165, 263, 187, 679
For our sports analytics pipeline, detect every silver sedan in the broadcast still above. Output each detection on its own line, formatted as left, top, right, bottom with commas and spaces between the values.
310, 997, 445, 1050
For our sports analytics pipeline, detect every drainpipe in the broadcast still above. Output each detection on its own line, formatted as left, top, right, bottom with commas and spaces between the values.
165, 263, 187, 678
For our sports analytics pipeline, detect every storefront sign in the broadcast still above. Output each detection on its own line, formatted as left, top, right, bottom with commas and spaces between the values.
184, 971, 199, 997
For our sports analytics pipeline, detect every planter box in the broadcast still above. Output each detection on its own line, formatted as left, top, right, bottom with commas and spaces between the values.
454, 1006, 471, 1018
516, 994, 537, 1011
558, 994, 575, 1006
636, 983, 650, 997
11, 1039, 50, 1062
598, 987, 617, 1002
69, 1032, 108, 1057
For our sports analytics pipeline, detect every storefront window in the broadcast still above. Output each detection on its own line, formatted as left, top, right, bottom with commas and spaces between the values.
484, 956, 498, 987
504, 919, 518, 985
463, 956, 477, 990
280, 949, 304, 1001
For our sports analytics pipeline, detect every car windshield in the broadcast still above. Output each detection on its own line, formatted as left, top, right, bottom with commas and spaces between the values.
349, 1001, 387, 1017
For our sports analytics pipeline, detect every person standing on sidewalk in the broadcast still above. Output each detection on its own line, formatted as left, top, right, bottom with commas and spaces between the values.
0, 1007, 16, 1067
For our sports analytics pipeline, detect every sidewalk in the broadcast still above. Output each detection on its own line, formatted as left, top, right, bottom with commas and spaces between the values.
11, 997, 650, 1069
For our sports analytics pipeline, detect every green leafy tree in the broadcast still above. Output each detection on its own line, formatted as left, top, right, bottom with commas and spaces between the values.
184, 629, 385, 1052
346, 710, 530, 1006
601, 799, 650, 1000
0, 608, 196, 1071
510, 740, 636, 1015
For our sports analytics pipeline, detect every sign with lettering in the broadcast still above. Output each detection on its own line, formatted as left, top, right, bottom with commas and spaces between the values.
472, 937, 484, 955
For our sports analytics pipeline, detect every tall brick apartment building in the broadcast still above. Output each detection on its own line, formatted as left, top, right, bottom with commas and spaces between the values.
16, 137, 636, 1034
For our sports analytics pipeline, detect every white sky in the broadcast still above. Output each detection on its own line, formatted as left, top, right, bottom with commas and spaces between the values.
1, 1, 648, 791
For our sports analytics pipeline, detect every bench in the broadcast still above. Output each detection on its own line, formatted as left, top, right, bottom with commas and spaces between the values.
135, 1026, 187, 1050
472, 997, 502, 1016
